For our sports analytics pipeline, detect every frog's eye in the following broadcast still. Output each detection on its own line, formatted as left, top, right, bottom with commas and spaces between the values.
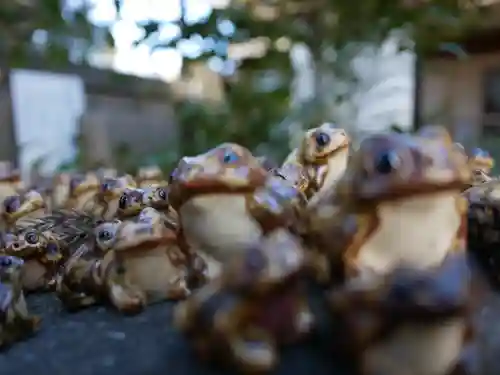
24, 231, 39, 245
0, 256, 12, 267
118, 194, 128, 209
3, 196, 20, 213
157, 188, 167, 200
46, 242, 59, 254
314, 132, 330, 147
222, 150, 238, 164
374, 150, 400, 174
98, 230, 113, 242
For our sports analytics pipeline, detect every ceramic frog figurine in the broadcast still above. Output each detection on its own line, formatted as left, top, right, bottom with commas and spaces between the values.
468, 148, 494, 186
318, 130, 472, 375
0, 255, 40, 349
1, 230, 64, 292
116, 188, 147, 220
65, 172, 102, 213
169, 143, 301, 279
136, 165, 167, 188
0, 162, 22, 206
57, 208, 204, 314
2, 190, 48, 231
282, 123, 350, 205
93, 176, 138, 220
175, 228, 313, 373
142, 186, 178, 230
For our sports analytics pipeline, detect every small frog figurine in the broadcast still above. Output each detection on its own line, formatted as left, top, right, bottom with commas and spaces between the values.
468, 148, 494, 185
282, 123, 350, 206
65, 172, 101, 213
2, 190, 48, 231
175, 228, 313, 374
1, 230, 64, 292
94, 177, 138, 220
169, 143, 301, 279
0, 255, 41, 349
57, 208, 204, 314
136, 165, 167, 188
0, 162, 22, 207
319, 130, 472, 375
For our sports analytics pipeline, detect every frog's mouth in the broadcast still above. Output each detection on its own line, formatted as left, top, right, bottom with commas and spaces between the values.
113, 221, 175, 253
168, 170, 268, 211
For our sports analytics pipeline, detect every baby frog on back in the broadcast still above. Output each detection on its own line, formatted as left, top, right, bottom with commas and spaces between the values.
2, 190, 47, 231
2, 230, 64, 292
94, 176, 137, 220
116, 188, 146, 220
282, 123, 350, 206
323, 130, 472, 375
175, 228, 312, 373
468, 148, 494, 186
142, 185, 177, 229
0, 254, 40, 349
136, 165, 167, 188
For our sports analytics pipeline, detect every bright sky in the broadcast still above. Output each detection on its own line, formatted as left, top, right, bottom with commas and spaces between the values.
75, 0, 220, 81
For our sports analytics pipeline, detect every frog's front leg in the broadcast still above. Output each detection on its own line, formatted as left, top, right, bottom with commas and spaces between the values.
106, 265, 146, 315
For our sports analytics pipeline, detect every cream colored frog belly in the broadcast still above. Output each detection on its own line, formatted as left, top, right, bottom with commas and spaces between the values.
356, 193, 461, 274
355, 193, 464, 375
179, 194, 262, 267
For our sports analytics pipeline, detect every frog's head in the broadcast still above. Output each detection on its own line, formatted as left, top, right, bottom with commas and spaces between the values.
336, 130, 470, 205
299, 123, 349, 165
117, 188, 146, 219
95, 208, 173, 253
98, 176, 135, 202
168, 143, 267, 211
142, 186, 169, 211
2, 230, 63, 263
69, 172, 101, 198
469, 148, 494, 174
2, 190, 46, 224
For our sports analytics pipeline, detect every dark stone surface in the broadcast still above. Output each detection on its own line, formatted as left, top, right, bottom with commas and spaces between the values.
0, 294, 337, 375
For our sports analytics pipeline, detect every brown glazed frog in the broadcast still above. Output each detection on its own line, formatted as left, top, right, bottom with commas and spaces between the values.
1, 230, 64, 292
57, 208, 203, 314
136, 165, 167, 188
93, 176, 138, 220
0, 162, 22, 206
0, 255, 40, 349
65, 172, 102, 213
320, 130, 472, 375
169, 143, 301, 279
2, 190, 48, 231
174, 228, 313, 373
282, 123, 349, 204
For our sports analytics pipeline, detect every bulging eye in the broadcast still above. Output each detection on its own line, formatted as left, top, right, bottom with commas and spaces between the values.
158, 189, 167, 200
25, 231, 39, 245
119, 194, 128, 209
222, 151, 238, 163
46, 242, 59, 254
315, 132, 330, 147
0, 256, 12, 267
98, 230, 113, 242
375, 150, 400, 174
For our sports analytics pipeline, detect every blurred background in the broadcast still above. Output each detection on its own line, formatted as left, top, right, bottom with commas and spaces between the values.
0, 0, 498, 183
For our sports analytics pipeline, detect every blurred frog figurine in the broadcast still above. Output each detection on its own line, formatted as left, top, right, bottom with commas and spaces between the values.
282, 123, 350, 206
468, 148, 494, 186
1, 230, 64, 292
65, 172, 102, 213
175, 228, 313, 373
319, 130, 473, 375
2, 190, 48, 231
94, 177, 139, 220
57, 208, 205, 314
0, 162, 22, 206
169, 143, 300, 279
136, 165, 167, 188
0, 255, 41, 349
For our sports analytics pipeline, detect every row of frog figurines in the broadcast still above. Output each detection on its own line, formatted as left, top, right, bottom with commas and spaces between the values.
0, 124, 490, 375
